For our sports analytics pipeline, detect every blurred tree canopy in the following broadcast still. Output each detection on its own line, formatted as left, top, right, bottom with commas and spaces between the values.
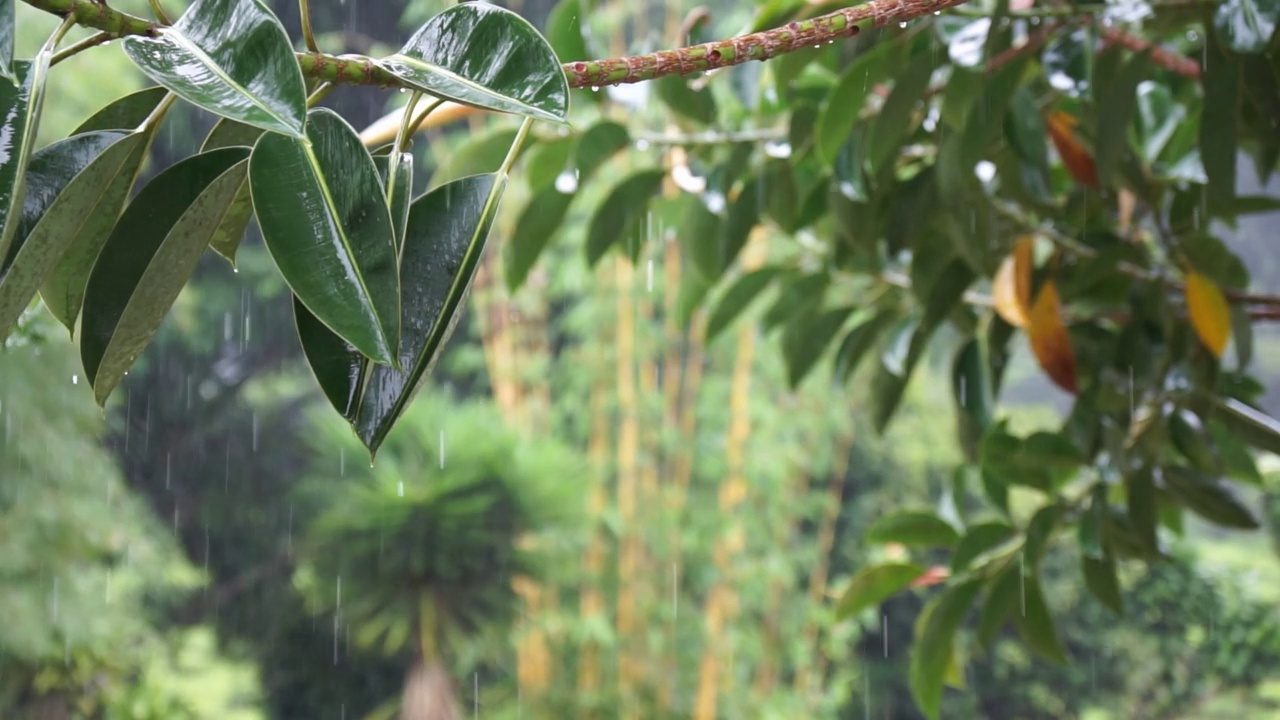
6, 0, 1280, 716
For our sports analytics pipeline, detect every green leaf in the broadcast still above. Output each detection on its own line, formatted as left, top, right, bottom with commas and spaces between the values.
301, 175, 508, 456
1079, 484, 1106, 560
953, 337, 994, 462
656, 75, 717, 125
1126, 468, 1159, 553
678, 193, 724, 282
504, 186, 572, 291
866, 510, 960, 548
1012, 576, 1068, 664
382, 4, 569, 124
250, 107, 400, 365
432, 126, 520, 189
1004, 86, 1051, 177
1214, 396, 1280, 455
881, 314, 919, 377
39, 130, 154, 335
74, 86, 168, 134
1215, 0, 1280, 53
584, 168, 666, 266
544, 0, 590, 61
761, 158, 799, 231
1022, 504, 1063, 570
201, 117, 264, 151
573, 120, 629, 175
1201, 32, 1241, 213
0, 62, 38, 275
1161, 466, 1259, 529
80, 148, 249, 405
977, 565, 1019, 648
866, 48, 937, 177
0, 0, 12, 85
1082, 552, 1123, 614
1095, 50, 1150, 183
950, 521, 1015, 573
833, 309, 896, 382
200, 119, 263, 264
815, 43, 892, 166
719, 177, 763, 271
0, 131, 132, 339
836, 562, 925, 620
782, 306, 852, 388
704, 268, 779, 342
909, 579, 983, 719
122, 0, 306, 138
523, 135, 575, 192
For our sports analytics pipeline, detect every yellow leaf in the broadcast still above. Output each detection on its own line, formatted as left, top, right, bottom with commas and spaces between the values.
944, 645, 966, 689
1185, 271, 1231, 359
1026, 280, 1078, 393
993, 236, 1034, 328
1045, 111, 1099, 189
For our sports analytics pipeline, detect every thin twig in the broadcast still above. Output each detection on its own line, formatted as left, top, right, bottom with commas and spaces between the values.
22, 0, 973, 90
148, 0, 171, 24
299, 0, 319, 53
49, 30, 111, 65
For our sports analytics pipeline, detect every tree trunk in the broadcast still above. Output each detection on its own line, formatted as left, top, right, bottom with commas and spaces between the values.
399, 659, 461, 720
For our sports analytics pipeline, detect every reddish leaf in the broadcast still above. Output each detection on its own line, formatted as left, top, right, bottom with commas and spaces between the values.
993, 236, 1034, 328
1026, 280, 1078, 393
1045, 111, 1099, 189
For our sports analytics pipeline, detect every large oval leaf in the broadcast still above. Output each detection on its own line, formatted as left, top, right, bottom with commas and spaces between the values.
201, 119, 265, 264
250, 107, 400, 365
297, 174, 507, 456
380, 4, 569, 124
74, 86, 168, 134
0, 0, 13, 85
81, 148, 250, 405
584, 168, 666, 266
0, 131, 130, 339
504, 186, 573, 291
836, 561, 926, 620
910, 579, 983, 720
122, 0, 306, 138
0, 62, 36, 270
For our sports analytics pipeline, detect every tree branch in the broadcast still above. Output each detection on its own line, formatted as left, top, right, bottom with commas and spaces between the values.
22, 0, 972, 90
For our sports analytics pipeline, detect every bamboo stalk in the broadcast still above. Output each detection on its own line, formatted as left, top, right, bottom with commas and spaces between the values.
614, 254, 641, 717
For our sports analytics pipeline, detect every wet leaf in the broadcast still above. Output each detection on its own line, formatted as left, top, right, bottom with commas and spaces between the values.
0, 131, 133, 339
1184, 270, 1231, 359
1013, 576, 1068, 665
382, 4, 569, 124
250, 108, 400, 365
74, 86, 168, 133
199, 120, 264, 264
867, 510, 960, 548
1026, 279, 1078, 393
584, 168, 666, 266
0, 0, 12, 84
704, 268, 779, 343
910, 579, 982, 720
1215, 0, 1280, 53
992, 236, 1034, 328
1045, 111, 1099, 189
122, 0, 306, 137
0, 62, 37, 275
80, 148, 249, 406
836, 562, 926, 620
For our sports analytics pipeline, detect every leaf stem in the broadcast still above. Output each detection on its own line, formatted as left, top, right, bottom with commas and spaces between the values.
404, 97, 445, 140
299, 0, 318, 53
498, 118, 536, 178
306, 82, 334, 108
137, 92, 177, 134
385, 91, 422, 213
148, 0, 171, 24
49, 30, 112, 65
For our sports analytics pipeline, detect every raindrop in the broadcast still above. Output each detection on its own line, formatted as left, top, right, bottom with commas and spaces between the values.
340, 448, 345, 475
764, 140, 792, 159
883, 614, 889, 657
635, 139, 650, 151
554, 169, 579, 194
591, 86, 600, 92
974, 160, 997, 183
1186, 30, 1199, 42
898, 21, 907, 28
165, 452, 172, 489
51, 578, 59, 622
813, 44, 820, 49
399, 88, 406, 93
71, 374, 77, 385
232, 267, 238, 274
933, 9, 940, 14
439, 430, 445, 468
647, 260, 654, 292
398, 481, 404, 497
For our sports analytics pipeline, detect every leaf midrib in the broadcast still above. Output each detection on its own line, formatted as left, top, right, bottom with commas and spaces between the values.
384, 54, 563, 123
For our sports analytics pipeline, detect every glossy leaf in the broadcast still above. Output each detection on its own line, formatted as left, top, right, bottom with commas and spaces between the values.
584, 168, 666, 266
910, 579, 983, 720
1012, 576, 1068, 664
0, 62, 35, 272
376, 152, 414, 254
1185, 270, 1231, 359
381, 4, 569, 124
40, 130, 154, 335
0, 131, 130, 339
1045, 111, 1099, 189
866, 510, 960, 548
992, 236, 1033, 328
1215, 0, 1280, 53
250, 108, 400, 365
1026, 280, 1078, 393
314, 175, 506, 456
74, 86, 168, 133
950, 521, 1015, 573
202, 117, 264, 151
122, 0, 306, 138
81, 148, 250, 406
836, 562, 926, 619
0, 0, 12, 84
200, 120, 264, 264
704, 268, 778, 342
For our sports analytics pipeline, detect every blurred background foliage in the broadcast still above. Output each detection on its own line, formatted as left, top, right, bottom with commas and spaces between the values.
6, 0, 1280, 717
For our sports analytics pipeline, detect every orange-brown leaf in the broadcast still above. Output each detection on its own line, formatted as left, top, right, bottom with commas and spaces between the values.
1185, 271, 1231, 359
993, 236, 1035, 328
1026, 280, 1078, 393
910, 565, 952, 588
1046, 111, 1099, 189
